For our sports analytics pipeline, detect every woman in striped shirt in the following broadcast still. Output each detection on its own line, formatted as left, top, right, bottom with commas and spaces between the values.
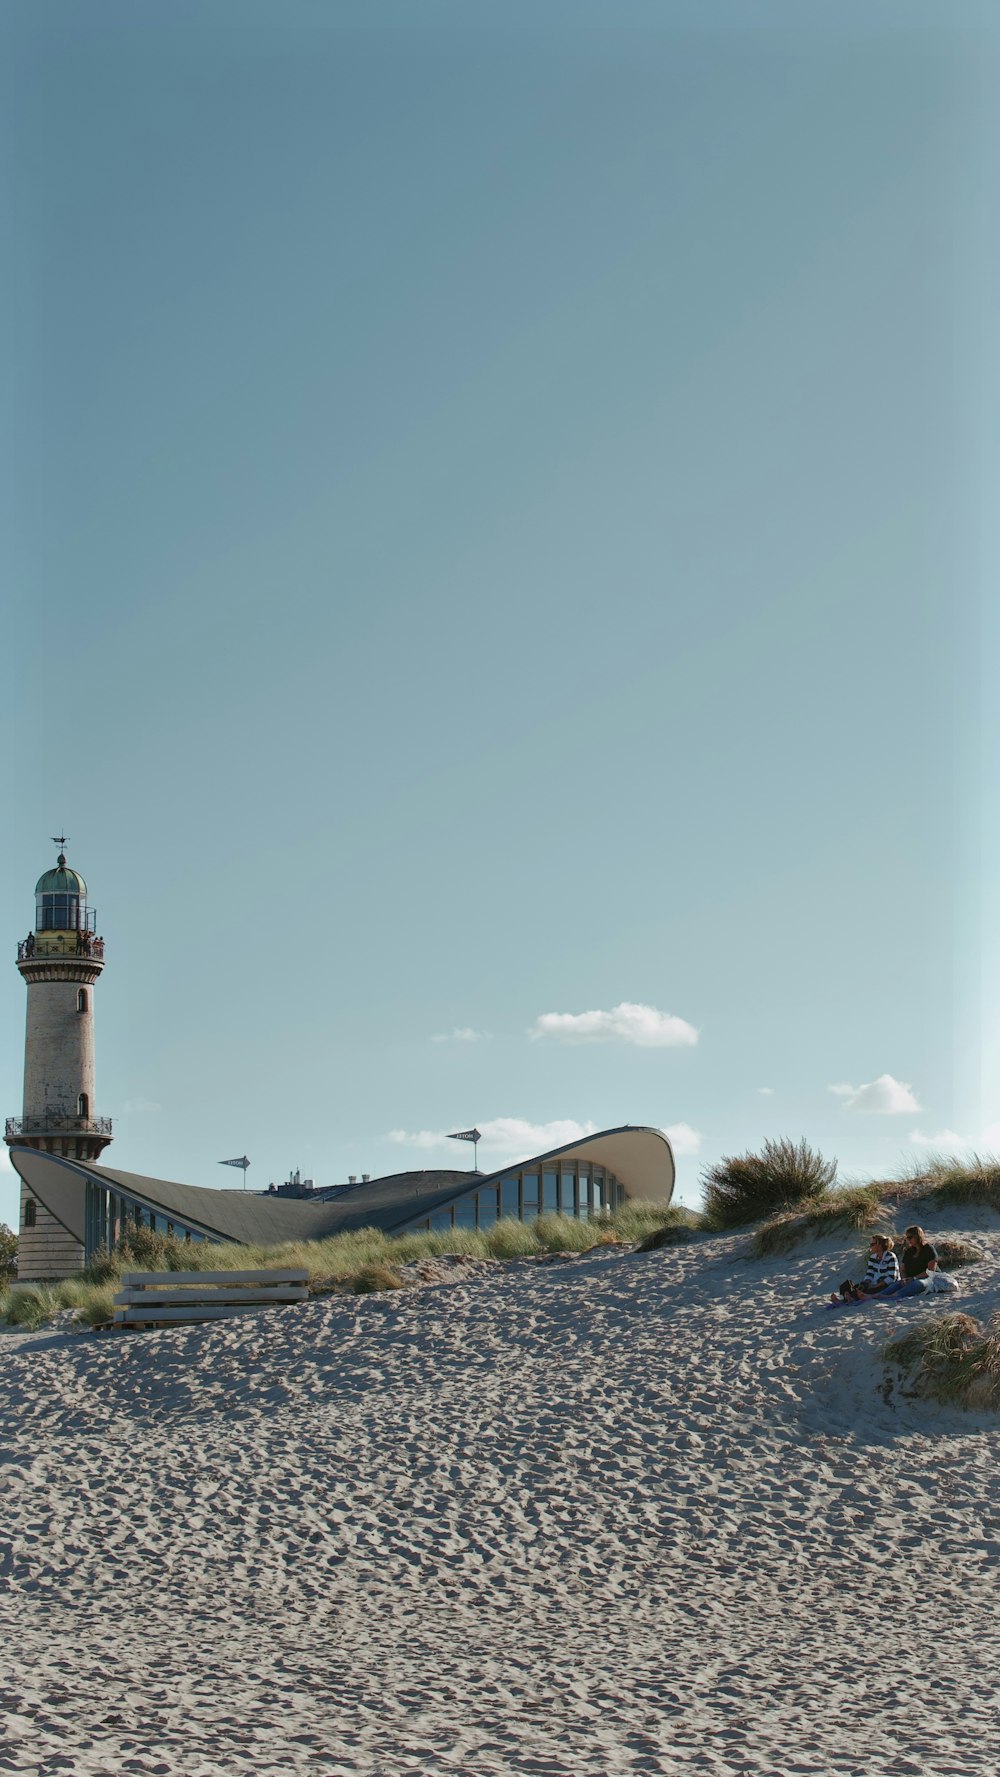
831, 1235, 900, 1304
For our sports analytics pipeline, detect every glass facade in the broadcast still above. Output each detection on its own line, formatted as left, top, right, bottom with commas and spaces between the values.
83, 1180, 213, 1257
408, 1160, 625, 1234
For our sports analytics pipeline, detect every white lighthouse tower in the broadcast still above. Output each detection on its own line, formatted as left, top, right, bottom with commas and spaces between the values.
5, 841, 112, 1277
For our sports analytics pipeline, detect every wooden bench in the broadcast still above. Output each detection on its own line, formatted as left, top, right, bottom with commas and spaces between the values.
112, 1268, 310, 1327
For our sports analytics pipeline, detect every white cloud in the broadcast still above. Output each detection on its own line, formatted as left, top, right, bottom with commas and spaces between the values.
430, 1027, 490, 1044
829, 1073, 921, 1114
389, 1116, 598, 1161
909, 1128, 974, 1153
531, 1001, 698, 1048
389, 1115, 701, 1166
909, 1122, 1000, 1156
757, 1087, 775, 1096
663, 1122, 702, 1156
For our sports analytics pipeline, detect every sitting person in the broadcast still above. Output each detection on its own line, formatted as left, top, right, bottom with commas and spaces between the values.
831, 1234, 899, 1304
879, 1224, 938, 1298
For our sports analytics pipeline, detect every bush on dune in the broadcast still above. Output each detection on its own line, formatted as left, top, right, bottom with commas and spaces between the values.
884, 1313, 1000, 1410
702, 1138, 837, 1231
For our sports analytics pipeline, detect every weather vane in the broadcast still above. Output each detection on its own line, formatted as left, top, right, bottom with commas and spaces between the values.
51, 835, 69, 849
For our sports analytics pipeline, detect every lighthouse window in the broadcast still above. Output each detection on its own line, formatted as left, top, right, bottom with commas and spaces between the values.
24, 1200, 36, 1229
38, 893, 80, 931
78, 1093, 89, 1119
77, 989, 88, 1014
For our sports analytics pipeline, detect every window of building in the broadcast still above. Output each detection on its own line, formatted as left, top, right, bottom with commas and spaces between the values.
453, 1198, 477, 1229
77, 1093, 89, 1119
542, 1171, 558, 1213
24, 1199, 36, 1228
560, 1168, 576, 1214
77, 989, 88, 1014
477, 1188, 499, 1226
429, 1209, 453, 1232
500, 1177, 519, 1217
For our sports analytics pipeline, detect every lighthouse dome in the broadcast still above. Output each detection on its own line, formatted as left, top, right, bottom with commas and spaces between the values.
35, 862, 88, 897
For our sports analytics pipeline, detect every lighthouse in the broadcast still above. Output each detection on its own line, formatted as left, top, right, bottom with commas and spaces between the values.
5, 841, 112, 1277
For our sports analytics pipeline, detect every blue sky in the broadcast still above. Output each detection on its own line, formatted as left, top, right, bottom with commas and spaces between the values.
2, 1, 997, 1227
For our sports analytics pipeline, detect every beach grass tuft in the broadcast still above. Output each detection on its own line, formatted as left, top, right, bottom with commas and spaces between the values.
935, 1238, 986, 1272
0, 1284, 65, 1330
918, 1155, 1000, 1213
349, 1263, 406, 1294
702, 1138, 837, 1231
637, 1222, 695, 1252
883, 1312, 1000, 1410
751, 1186, 886, 1256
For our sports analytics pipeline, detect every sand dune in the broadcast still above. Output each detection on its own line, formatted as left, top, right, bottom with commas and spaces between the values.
0, 1211, 997, 1776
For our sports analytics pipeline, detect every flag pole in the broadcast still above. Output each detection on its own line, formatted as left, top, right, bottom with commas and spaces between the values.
219, 1155, 251, 1190
447, 1128, 482, 1174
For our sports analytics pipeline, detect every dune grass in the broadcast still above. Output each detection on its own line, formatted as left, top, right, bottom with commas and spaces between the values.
935, 1238, 986, 1272
916, 1155, 1000, 1213
0, 1278, 108, 1331
4, 1200, 694, 1328
750, 1185, 887, 1256
883, 1312, 1000, 1410
349, 1263, 406, 1295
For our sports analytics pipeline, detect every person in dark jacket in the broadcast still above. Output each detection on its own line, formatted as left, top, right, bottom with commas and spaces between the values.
879, 1225, 938, 1298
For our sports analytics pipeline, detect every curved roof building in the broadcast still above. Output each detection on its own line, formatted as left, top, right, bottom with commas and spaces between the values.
10, 1126, 675, 1277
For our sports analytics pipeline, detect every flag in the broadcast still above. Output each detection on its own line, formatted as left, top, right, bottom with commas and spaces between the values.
219, 1155, 250, 1169
447, 1129, 481, 1144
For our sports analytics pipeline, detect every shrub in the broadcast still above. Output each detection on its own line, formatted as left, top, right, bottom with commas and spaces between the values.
0, 1223, 17, 1282
884, 1313, 1000, 1410
702, 1138, 837, 1230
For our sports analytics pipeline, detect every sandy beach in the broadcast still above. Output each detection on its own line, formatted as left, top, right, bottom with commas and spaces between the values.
0, 1208, 997, 1777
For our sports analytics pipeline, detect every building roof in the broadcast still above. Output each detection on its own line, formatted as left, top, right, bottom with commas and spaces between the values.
35, 859, 88, 897
10, 1125, 675, 1250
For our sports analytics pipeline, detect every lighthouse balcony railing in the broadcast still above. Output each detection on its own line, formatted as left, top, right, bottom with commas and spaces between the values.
6, 1115, 113, 1139
17, 935, 105, 963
